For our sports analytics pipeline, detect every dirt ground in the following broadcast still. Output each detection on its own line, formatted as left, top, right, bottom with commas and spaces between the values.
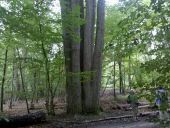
88, 120, 159, 128
1, 89, 159, 128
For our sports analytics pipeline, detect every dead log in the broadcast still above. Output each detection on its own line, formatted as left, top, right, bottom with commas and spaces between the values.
126, 105, 151, 111
116, 104, 129, 110
0, 111, 46, 128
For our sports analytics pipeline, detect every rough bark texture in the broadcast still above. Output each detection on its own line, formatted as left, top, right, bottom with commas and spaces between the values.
70, 0, 82, 114
60, 0, 82, 114
80, 0, 84, 72
82, 0, 96, 113
91, 0, 105, 113
60, 0, 105, 114
80, 0, 85, 113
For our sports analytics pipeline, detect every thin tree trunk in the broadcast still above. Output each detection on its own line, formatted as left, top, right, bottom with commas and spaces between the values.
30, 71, 37, 109
101, 70, 113, 97
113, 61, 116, 97
122, 62, 125, 94
13, 50, 20, 101
34, 0, 54, 115
41, 42, 55, 115
17, 48, 30, 114
0, 48, 8, 112
118, 61, 123, 94
9, 51, 15, 109
16, 69, 21, 94
128, 56, 131, 89
36, 70, 41, 103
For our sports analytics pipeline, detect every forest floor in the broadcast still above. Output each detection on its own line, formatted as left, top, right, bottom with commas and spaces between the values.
88, 120, 159, 128
2, 89, 161, 128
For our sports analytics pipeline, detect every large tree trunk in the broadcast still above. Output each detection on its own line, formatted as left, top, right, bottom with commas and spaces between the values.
60, 0, 82, 114
80, 0, 85, 113
70, 0, 82, 114
82, 0, 96, 113
91, 0, 105, 113
80, 0, 84, 73
60, 0, 73, 114
60, 0, 105, 114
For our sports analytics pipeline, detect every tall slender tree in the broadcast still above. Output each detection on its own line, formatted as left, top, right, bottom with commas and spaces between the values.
0, 48, 8, 112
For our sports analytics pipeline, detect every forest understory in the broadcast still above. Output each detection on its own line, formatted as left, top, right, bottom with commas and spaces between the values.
1, 89, 159, 128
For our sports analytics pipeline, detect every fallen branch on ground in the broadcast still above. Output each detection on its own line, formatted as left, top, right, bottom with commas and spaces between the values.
56, 111, 158, 125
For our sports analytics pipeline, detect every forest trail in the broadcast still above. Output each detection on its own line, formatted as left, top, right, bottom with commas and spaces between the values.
88, 120, 159, 128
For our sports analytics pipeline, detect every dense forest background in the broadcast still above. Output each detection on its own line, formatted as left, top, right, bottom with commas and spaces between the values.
0, 0, 169, 117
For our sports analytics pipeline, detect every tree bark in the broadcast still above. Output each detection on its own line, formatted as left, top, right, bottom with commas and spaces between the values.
15, 68, 21, 94
80, 0, 85, 113
122, 62, 125, 94
91, 0, 105, 113
30, 71, 37, 109
128, 56, 131, 89
60, 0, 105, 114
41, 42, 55, 115
70, 0, 82, 114
12, 50, 21, 100
118, 61, 123, 94
9, 50, 16, 109
0, 48, 8, 112
17, 48, 30, 114
113, 61, 116, 97
82, 0, 96, 113
60, 0, 82, 114
80, 0, 84, 72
